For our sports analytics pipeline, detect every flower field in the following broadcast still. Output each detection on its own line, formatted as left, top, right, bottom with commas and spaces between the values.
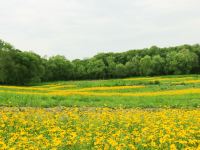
0, 75, 200, 108
0, 75, 200, 149
1, 75, 200, 98
0, 107, 199, 150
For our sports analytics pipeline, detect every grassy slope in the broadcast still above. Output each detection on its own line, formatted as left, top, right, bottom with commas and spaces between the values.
0, 74, 200, 108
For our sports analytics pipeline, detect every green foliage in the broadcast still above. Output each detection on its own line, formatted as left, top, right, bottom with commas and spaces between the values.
125, 56, 140, 76
1, 38, 200, 85
166, 49, 199, 74
0, 40, 44, 85
139, 55, 153, 76
152, 55, 165, 75
44, 55, 73, 81
86, 58, 106, 79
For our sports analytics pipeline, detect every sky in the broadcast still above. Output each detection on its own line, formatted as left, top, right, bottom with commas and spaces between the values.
0, 0, 200, 60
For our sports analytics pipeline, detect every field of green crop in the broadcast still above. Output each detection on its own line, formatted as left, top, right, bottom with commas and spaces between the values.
0, 74, 200, 108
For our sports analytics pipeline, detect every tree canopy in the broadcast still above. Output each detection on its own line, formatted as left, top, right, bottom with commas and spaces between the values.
0, 39, 200, 85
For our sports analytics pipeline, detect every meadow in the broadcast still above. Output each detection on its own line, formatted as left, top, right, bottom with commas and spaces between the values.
0, 75, 200, 149
0, 75, 200, 108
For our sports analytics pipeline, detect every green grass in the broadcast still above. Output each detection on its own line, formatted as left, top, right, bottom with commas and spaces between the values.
0, 93, 199, 108
0, 74, 200, 108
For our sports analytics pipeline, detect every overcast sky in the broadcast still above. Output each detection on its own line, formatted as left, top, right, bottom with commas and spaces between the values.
0, 0, 200, 60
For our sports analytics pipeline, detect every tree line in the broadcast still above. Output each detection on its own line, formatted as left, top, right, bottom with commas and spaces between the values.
0, 39, 200, 85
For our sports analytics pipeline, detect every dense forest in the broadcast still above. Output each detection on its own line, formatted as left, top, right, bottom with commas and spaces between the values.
0, 39, 200, 85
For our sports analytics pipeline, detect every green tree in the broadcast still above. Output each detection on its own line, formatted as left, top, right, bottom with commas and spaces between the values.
151, 55, 165, 75
166, 49, 199, 74
105, 56, 116, 78
139, 55, 153, 76
86, 58, 106, 79
45, 55, 73, 81
114, 64, 128, 78
72, 59, 87, 80
125, 56, 140, 76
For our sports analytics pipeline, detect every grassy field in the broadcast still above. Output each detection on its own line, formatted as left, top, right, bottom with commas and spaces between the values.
0, 75, 200, 149
0, 74, 200, 108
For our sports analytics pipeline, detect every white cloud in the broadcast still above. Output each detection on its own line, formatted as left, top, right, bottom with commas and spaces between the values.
0, 0, 200, 59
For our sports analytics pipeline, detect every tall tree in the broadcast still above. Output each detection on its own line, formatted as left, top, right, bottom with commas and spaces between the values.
166, 49, 199, 74
139, 55, 153, 76
86, 58, 106, 79
44, 55, 73, 81
125, 56, 140, 76
151, 55, 165, 75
